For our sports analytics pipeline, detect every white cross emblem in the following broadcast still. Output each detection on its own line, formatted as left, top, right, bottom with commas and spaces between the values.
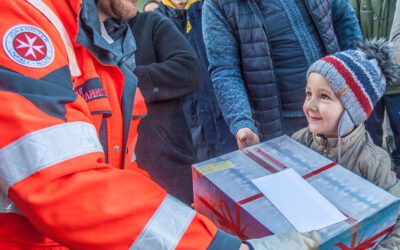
3, 24, 54, 68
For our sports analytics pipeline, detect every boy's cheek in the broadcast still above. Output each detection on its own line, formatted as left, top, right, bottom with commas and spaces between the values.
303, 102, 309, 116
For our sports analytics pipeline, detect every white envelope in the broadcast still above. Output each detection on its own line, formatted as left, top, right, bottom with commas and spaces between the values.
252, 168, 346, 232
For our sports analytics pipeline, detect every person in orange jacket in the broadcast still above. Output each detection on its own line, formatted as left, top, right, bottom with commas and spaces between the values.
0, 0, 320, 249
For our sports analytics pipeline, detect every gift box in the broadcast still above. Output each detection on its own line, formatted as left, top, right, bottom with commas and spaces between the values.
192, 135, 400, 249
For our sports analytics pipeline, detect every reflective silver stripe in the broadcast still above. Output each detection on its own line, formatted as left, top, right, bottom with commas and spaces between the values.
26, 0, 81, 77
130, 195, 195, 250
0, 122, 103, 193
0, 190, 21, 214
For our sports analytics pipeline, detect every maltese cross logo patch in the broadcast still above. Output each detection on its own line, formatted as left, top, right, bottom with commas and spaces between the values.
3, 24, 54, 68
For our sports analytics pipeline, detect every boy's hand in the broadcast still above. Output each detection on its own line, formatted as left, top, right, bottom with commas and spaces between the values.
236, 128, 260, 149
247, 231, 321, 250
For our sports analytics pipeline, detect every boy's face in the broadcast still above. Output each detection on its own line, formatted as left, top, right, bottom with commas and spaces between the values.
303, 73, 344, 137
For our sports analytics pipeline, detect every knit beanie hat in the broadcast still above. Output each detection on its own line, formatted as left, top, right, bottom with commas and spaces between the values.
307, 39, 400, 126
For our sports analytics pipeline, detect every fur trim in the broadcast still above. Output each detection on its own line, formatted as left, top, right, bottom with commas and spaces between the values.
356, 38, 400, 86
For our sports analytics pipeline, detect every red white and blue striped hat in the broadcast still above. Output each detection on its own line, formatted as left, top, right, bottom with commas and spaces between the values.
307, 39, 400, 126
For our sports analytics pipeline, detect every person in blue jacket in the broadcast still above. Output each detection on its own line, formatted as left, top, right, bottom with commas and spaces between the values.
156, 0, 237, 162
202, 0, 362, 149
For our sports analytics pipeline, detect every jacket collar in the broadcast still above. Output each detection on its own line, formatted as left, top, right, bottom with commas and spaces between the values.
74, 0, 136, 66
312, 123, 365, 153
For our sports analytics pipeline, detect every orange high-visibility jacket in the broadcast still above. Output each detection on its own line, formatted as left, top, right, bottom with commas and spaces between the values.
0, 0, 240, 249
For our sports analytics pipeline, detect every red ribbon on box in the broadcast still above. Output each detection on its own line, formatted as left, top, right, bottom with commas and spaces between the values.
196, 195, 252, 240
243, 147, 337, 178
334, 224, 395, 250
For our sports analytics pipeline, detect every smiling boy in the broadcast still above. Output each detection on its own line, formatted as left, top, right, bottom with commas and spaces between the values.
293, 39, 400, 249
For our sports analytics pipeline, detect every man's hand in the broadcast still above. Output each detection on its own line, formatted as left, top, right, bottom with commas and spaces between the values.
247, 231, 321, 250
236, 128, 260, 149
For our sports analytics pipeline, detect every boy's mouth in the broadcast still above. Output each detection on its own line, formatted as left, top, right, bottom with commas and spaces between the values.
309, 116, 322, 121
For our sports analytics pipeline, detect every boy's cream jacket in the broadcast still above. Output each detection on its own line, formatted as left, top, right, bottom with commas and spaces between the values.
292, 124, 400, 249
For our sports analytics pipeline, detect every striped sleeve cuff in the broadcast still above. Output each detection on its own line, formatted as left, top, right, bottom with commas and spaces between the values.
230, 120, 259, 137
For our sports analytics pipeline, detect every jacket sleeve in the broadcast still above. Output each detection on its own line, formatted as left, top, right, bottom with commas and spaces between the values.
202, 0, 258, 136
134, 14, 202, 103
331, 0, 363, 50
390, 0, 400, 65
0, 2, 242, 249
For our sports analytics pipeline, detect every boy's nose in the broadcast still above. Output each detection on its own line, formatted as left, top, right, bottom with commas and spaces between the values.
307, 98, 318, 111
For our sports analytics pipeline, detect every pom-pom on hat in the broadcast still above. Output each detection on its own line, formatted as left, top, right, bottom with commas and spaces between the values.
307, 39, 400, 126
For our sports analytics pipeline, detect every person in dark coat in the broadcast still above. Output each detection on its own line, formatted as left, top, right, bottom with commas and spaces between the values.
156, 0, 237, 162
129, 11, 201, 204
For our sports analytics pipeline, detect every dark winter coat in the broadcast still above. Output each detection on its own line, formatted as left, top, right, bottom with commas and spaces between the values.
130, 11, 202, 204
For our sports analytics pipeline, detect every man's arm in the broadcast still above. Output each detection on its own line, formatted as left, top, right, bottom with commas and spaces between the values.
133, 13, 202, 103
202, 0, 258, 137
347, 0, 360, 20
331, 0, 363, 50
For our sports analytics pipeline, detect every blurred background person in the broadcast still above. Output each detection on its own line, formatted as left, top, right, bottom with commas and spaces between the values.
138, 0, 162, 12
130, 11, 201, 204
156, 0, 238, 162
349, 0, 400, 173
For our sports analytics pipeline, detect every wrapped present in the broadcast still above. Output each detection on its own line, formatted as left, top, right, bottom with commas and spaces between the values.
192, 135, 400, 249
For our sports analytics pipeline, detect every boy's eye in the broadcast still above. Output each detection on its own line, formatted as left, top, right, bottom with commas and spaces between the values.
321, 94, 331, 100
306, 91, 312, 97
